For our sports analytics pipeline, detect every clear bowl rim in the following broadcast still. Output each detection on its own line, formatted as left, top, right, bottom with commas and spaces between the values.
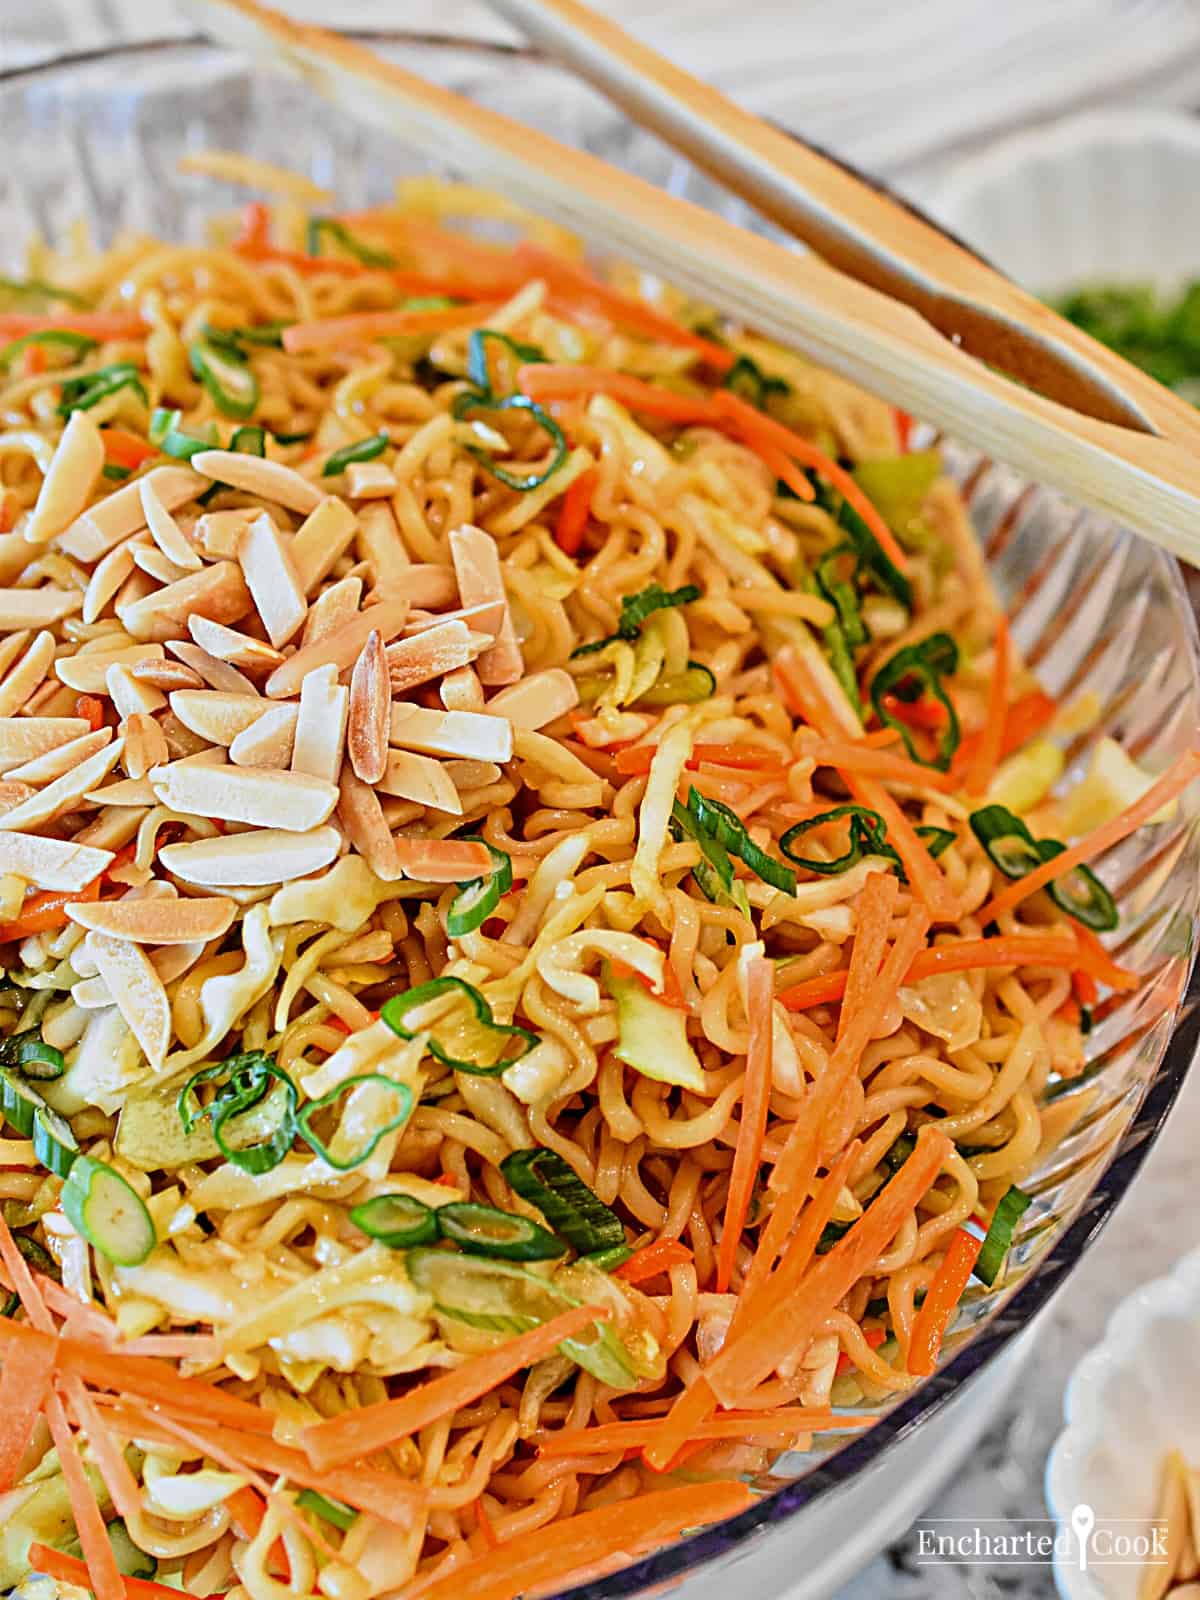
4, 34, 1200, 1598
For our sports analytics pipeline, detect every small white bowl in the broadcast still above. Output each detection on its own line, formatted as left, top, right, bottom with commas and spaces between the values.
929, 109, 1200, 296
1046, 1247, 1200, 1599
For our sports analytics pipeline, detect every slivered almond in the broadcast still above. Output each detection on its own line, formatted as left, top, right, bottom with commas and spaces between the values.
168, 690, 267, 747
158, 713, 207, 760
337, 768, 402, 880
377, 750, 462, 814
356, 502, 409, 584
190, 451, 323, 515
0, 631, 31, 684
291, 664, 348, 783
112, 569, 157, 622
130, 658, 205, 692
0, 782, 35, 817
229, 703, 299, 768
122, 712, 169, 780
403, 599, 506, 638
373, 564, 457, 611
385, 621, 488, 694
0, 532, 25, 584
167, 641, 257, 696
291, 498, 358, 593
348, 630, 388, 785
0, 718, 89, 768
160, 825, 341, 887
55, 644, 164, 695
0, 831, 114, 892
388, 703, 513, 763
194, 508, 254, 559
82, 540, 136, 625
86, 774, 156, 806
446, 759, 502, 790
0, 737, 123, 832
391, 836, 492, 882
107, 663, 166, 720
85, 932, 171, 1068
4, 727, 112, 784
0, 632, 54, 717
189, 617, 283, 671
25, 411, 105, 546
69, 895, 237, 944
441, 665, 485, 713
121, 561, 251, 644
0, 588, 83, 630
344, 462, 398, 499
303, 575, 362, 647
59, 464, 205, 563
485, 668, 579, 730
131, 542, 189, 585
149, 760, 338, 831
238, 511, 307, 648
265, 598, 410, 699
449, 525, 523, 686
140, 477, 202, 571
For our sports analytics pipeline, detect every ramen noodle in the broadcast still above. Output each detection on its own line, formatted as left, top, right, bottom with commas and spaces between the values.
0, 172, 1194, 1600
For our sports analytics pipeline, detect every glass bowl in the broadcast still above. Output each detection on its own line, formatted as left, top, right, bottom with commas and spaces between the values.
2, 33, 1199, 1600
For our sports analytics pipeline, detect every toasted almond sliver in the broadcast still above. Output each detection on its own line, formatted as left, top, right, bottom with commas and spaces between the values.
402, 599, 506, 638
291, 497, 358, 594
449, 524, 523, 686
123, 712, 170, 780
377, 750, 462, 814
385, 621, 488, 695
190, 451, 324, 515
167, 640, 258, 696
0, 782, 35, 817
238, 510, 307, 649
0, 830, 114, 892
445, 758, 502, 789
107, 662, 166, 720
337, 767, 402, 880
59, 464, 206, 563
485, 668, 579, 731
168, 690, 268, 747
344, 462, 398, 499
0, 587, 83, 631
130, 657, 206, 692
149, 760, 338, 831
388, 703, 513, 763
86, 931, 171, 1068
0, 631, 54, 718
302, 576, 361, 648
113, 569, 156, 620
291, 664, 349, 784
54, 644, 164, 695
0, 737, 123, 832
348, 630, 389, 785
391, 836, 492, 882
356, 501, 409, 585
371, 564, 458, 612
132, 542, 190, 586
266, 598, 410, 700
0, 717, 89, 768
195, 508, 255, 560
82, 541, 137, 626
86, 775, 156, 807
4, 727, 112, 785
229, 702, 299, 768
440, 664, 486, 713
0, 631, 31, 684
140, 477, 203, 571
25, 410, 105, 546
121, 561, 251, 644
68, 895, 238, 944
160, 824, 341, 887
189, 617, 283, 671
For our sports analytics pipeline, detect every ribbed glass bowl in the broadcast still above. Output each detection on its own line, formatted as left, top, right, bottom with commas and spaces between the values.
3, 33, 1199, 1600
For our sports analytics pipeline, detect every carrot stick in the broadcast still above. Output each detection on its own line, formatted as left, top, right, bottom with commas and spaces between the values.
227, 1483, 268, 1540
640, 1375, 718, 1474
101, 428, 158, 472
836, 870, 897, 1046
711, 392, 910, 573
474, 1495, 501, 1551
418, 1480, 753, 1600
772, 642, 859, 740
1071, 925, 1140, 992
715, 956, 775, 1291
615, 1238, 694, 1284
978, 747, 1200, 925
554, 464, 597, 555
845, 771, 956, 917
906, 1228, 982, 1376
802, 739, 957, 794
739, 1139, 858, 1330
60, 1371, 141, 1520
516, 364, 717, 424
0, 1319, 54, 1490
303, 1304, 610, 1470
49, 1334, 277, 1436
0, 876, 102, 942
538, 1408, 868, 1456
44, 1392, 125, 1600
0, 1214, 53, 1333
689, 743, 791, 773
704, 1128, 952, 1406
952, 688, 1057, 778
775, 970, 849, 1012
283, 303, 501, 353
965, 616, 1011, 798
0, 312, 147, 340
29, 1545, 210, 1600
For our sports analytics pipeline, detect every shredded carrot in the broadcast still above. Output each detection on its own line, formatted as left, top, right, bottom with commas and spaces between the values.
554, 464, 597, 555
965, 615, 1011, 797
283, 303, 501, 354
740, 1139, 858, 1335
906, 1228, 982, 1376
616, 1238, 694, 1285
23, 342, 49, 377
635, 1374, 717, 1474
1071, 924, 1139, 993
711, 392, 909, 573
802, 739, 955, 795
474, 1496, 501, 1551
76, 693, 105, 732
772, 642, 859, 740
977, 747, 1200, 926
608, 957, 688, 1013
775, 970, 850, 1011
836, 1324, 888, 1375
952, 688, 1057, 778
303, 1304, 610, 1469
101, 428, 158, 473
233, 201, 271, 252
1072, 968, 1099, 1007
44, 1392, 126, 1600
0, 1317, 54, 1490
60, 1370, 141, 1520
419, 1480, 753, 1600
29, 1545, 214, 1600
517, 364, 717, 424
880, 691, 948, 733
0, 312, 147, 340
835, 871, 898, 1048
715, 956, 775, 1292
860, 727, 903, 748
0, 875, 102, 942
0, 1213, 53, 1333
539, 1408, 867, 1457
894, 409, 913, 451
690, 742, 790, 775
227, 1483, 268, 1540
845, 770, 957, 917
1055, 995, 1082, 1025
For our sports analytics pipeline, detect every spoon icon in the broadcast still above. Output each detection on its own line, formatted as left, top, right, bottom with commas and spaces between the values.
1071, 1503, 1096, 1572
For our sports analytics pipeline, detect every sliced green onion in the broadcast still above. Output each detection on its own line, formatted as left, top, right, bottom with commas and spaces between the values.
450, 392, 567, 492
973, 1184, 1031, 1287
668, 799, 751, 916
821, 612, 862, 716
273, 429, 312, 445
467, 329, 546, 397
350, 1192, 438, 1249
0, 277, 90, 310
296, 1074, 414, 1171
636, 661, 715, 706
189, 337, 259, 420
437, 1200, 567, 1261
178, 1053, 298, 1175
57, 363, 147, 417
203, 320, 289, 351
852, 452, 941, 539
33, 1104, 79, 1178
323, 431, 389, 477
723, 353, 789, 409
381, 977, 537, 1075
13, 1234, 56, 1277
917, 826, 957, 860
61, 1155, 156, 1266
296, 1488, 358, 1532
149, 406, 217, 460
870, 632, 960, 770
106, 1520, 157, 1580
0, 1069, 42, 1137
447, 839, 513, 939
816, 479, 912, 610
780, 804, 892, 876
306, 217, 396, 268
686, 787, 796, 895
500, 1147, 625, 1255
969, 804, 1044, 878
970, 806, 1117, 930
815, 545, 868, 648
571, 583, 701, 658
230, 424, 266, 457
583, 1244, 634, 1272
102, 463, 131, 481
0, 329, 97, 371
0, 1031, 65, 1080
